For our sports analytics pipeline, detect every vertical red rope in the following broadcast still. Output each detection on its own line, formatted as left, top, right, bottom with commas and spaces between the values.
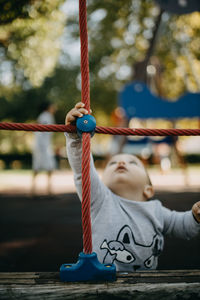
79, 0, 90, 111
79, 0, 92, 254
81, 133, 92, 253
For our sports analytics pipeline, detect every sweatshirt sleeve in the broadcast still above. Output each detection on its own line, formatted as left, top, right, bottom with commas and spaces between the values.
65, 133, 109, 211
160, 203, 200, 239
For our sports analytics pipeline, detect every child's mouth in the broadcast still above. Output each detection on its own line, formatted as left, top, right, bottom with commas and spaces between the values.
116, 166, 128, 172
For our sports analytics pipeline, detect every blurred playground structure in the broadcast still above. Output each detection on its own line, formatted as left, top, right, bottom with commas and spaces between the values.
108, 79, 200, 173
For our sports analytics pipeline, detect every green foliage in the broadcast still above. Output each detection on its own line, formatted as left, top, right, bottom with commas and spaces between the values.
156, 12, 200, 98
85, 0, 200, 100
0, 0, 30, 25
0, 65, 80, 123
0, 0, 66, 87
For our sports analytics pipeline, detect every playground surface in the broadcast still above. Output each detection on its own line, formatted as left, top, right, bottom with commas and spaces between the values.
0, 167, 200, 272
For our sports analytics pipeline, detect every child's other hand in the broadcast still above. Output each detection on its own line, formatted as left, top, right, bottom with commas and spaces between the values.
65, 102, 90, 125
192, 201, 200, 223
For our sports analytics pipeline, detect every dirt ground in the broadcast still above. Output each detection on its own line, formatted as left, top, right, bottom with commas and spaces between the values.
0, 169, 200, 272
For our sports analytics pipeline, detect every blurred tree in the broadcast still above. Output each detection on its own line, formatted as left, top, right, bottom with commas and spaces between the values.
0, 0, 31, 25
54, 0, 198, 121
85, 0, 200, 100
0, 0, 67, 126
0, 0, 66, 88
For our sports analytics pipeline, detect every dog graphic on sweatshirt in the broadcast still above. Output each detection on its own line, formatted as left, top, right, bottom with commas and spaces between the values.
100, 225, 163, 270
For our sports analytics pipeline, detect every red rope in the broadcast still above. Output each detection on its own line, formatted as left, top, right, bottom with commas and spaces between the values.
0, 122, 200, 136
79, 0, 90, 112
79, 0, 92, 254
0, 122, 75, 132
96, 126, 200, 136
81, 133, 92, 253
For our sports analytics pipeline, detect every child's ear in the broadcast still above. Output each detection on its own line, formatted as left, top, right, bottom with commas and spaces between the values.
143, 185, 154, 200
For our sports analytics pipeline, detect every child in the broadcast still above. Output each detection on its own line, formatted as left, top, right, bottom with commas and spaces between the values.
65, 102, 200, 272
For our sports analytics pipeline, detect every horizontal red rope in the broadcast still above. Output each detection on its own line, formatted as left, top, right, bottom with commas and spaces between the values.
0, 122, 200, 136
0, 122, 76, 132
95, 126, 200, 136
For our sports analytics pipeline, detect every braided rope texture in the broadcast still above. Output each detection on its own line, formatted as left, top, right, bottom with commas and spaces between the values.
79, 0, 92, 254
79, 0, 90, 112
0, 123, 75, 132
81, 133, 92, 253
0, 122, 200, 136
96, 126, 200, 136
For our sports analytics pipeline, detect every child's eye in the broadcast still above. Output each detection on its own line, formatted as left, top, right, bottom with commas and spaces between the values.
109, 161, 116, 165
129, 161, 137, 165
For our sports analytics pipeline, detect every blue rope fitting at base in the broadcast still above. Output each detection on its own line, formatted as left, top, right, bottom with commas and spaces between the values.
60, 252, 116, 282
76, 114, 96, 137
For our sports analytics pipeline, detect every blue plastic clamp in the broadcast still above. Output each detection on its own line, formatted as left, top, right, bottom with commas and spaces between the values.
76, 114, 96, 137
60, 252, 116, 282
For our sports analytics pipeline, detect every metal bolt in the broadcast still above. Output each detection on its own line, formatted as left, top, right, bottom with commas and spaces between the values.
84, 120, 88, 124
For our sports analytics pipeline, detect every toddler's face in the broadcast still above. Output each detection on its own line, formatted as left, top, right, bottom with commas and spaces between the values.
102, 153, 150, 195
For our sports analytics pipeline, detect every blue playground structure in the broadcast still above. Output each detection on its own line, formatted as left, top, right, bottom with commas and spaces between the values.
119, 81, 200, 120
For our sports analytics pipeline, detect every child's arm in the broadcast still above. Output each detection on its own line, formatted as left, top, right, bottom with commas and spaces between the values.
161, 201, 200, 239
65, 103, 109, 210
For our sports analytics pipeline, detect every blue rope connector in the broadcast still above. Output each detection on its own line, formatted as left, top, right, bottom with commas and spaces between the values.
60, 252, 116, 282
76, 114, 96, 137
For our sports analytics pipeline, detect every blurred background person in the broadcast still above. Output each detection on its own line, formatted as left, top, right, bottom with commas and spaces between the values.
32, 102, 57, 194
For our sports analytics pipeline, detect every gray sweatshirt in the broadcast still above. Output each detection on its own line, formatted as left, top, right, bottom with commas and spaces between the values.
66, 134, 200, 272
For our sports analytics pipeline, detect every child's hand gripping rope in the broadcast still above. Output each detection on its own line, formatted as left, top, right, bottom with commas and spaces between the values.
65, 102, 92, 126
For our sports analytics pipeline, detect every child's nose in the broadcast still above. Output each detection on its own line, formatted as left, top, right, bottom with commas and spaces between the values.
118, 161, 126, 166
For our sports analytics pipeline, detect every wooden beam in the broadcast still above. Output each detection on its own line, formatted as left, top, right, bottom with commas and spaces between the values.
0, 270, 200, 299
